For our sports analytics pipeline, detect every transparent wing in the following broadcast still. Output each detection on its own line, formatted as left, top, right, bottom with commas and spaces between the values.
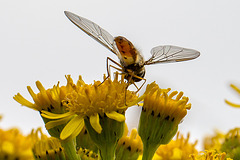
145, 45, 200, 65
64, 11, 119, 55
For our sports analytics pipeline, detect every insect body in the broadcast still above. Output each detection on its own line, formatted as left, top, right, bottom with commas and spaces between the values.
114, 36, 145, 83
64, 11, 200, 89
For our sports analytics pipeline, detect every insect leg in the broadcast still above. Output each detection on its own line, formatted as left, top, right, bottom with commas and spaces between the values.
134, 78, 146, 93
100, 57, 123, 85
126, 69, 146, 93
124, 73, 133, 106
133, 82, 139, 90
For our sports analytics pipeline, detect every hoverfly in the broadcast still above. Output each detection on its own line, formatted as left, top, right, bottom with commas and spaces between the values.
64, 11, 200, 91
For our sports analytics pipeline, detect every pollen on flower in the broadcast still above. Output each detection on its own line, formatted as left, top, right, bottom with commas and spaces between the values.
63, 72, 138, 120
41, 73, 151, 139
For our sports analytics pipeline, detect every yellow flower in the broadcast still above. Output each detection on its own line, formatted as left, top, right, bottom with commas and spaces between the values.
116, 125, 143, 160
190, 150, 232, 160
0, 128, 34, 160
156, 132, 198, 160
142, 87, 191, 124
138, 86, 191, 160
203, 128, 240, 159
221, 128, 240, 159
42, 73, 154, 140
31, 128, 65, 160
225, 84, 240, 108
41, 73, 156, 160
203, 130, 225, 152
13, 75, 77, 113
78, 148, 98, 160
62, 74, 136, 134
14, 75, 86, 138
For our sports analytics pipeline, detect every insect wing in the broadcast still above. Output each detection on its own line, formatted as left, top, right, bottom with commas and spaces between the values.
145, 45, 200, 65
64, 11, 119, 55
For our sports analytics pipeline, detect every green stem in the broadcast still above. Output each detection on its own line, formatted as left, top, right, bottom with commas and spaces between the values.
98, 143, 116, 160
61, 138, 81, 160
141, 143, 158, 160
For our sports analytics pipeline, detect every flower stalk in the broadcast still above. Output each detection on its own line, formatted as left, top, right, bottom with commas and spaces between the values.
60, 138, 81, 160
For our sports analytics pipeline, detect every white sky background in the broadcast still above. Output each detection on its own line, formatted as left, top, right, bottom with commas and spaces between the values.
1, 0, 240, 149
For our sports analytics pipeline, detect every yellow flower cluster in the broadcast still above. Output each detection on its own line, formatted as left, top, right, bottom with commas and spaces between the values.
203, 128, 240, 159
116, 125, 143, 159
31, 128, 64, 159
78, 148, 98, 160
12, 73, 195, 160
0, 128, 34, 160
203, 130, 225, 152
190, 150, 232, 160
41, 73, 146, 140
156, 132, 198, 160
63, 73, 138, 117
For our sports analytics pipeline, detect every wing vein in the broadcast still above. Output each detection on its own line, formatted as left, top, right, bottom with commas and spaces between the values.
145, 45, 200, 65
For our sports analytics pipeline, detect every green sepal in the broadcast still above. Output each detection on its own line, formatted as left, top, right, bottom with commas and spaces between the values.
84, 114, 125, 160
221, 136, 240, 159
41, 115, 65, 139
60, 138, 81, 160
115, 145, 140, 160
33, 147, 66, 160
138, 109, 178, 160
76, 128, 98, 153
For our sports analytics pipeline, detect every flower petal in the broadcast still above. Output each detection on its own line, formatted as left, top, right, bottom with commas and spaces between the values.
13, 93, 38, 110
123, 82, 159, 108
27, 86, 41, 107
60, 115, 84, 140
225, 100, 240, 108
45, 116, 73, 130
36, 81, 51, 104
41, 111, 74, 119
106, 111, 125, 122
90, 113, 102, 134
70, 120, 85, 139
231, 84, 240, 94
